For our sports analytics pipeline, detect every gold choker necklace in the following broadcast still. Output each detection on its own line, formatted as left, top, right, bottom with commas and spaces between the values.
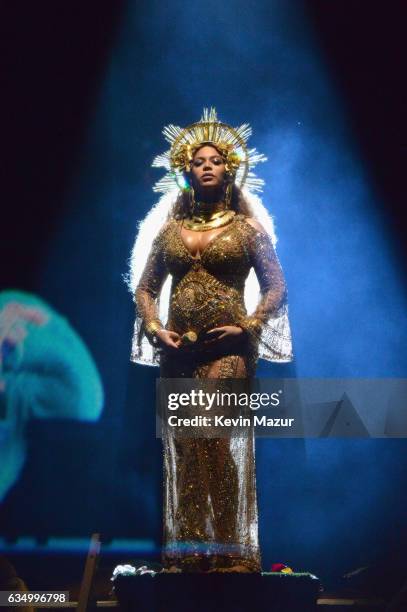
183, 209, 236, 231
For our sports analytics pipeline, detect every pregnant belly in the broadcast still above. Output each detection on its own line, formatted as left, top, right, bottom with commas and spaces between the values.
169, 273, 245, 336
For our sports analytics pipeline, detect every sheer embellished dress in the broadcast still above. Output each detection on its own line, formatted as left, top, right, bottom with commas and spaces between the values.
134, 213, 288, 572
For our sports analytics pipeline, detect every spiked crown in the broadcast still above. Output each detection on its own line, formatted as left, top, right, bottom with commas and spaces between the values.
152, 108, 267, 194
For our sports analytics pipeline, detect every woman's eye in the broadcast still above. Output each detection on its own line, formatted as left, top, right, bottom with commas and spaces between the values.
193, 157, 222, 167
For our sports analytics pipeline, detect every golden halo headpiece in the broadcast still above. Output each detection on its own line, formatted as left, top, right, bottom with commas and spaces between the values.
152, 107, 267, 194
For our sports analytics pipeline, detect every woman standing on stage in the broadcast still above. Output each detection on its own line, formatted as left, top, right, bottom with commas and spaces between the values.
128, 108, 292, 572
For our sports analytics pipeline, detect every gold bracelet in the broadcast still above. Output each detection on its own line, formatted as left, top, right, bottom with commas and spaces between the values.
238, 317, 263, 336
145, 319, 163, 338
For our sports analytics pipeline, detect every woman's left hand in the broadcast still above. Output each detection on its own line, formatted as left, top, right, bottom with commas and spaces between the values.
203, 325, 246, 348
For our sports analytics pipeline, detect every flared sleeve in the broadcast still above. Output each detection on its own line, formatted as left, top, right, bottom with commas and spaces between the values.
239, 224, 293, 362
131, 226, 169, 365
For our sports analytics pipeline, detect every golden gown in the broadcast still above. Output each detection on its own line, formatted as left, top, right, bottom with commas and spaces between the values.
134, 213, 287, 572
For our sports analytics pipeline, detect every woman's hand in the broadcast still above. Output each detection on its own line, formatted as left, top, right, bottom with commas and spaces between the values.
155, 329, 181, 352
203, 325, 246, 349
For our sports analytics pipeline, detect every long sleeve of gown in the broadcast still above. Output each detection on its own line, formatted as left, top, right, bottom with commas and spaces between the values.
240, 227, 293, 362
131, 228, 169, 365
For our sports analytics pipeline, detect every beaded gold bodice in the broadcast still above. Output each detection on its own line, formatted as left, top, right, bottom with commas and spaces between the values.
135, 213, 287, 354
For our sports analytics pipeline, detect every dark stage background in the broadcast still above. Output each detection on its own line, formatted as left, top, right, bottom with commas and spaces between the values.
1, 0, 406, 587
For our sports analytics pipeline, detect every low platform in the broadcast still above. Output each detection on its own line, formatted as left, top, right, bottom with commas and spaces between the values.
114, 571, 321, 612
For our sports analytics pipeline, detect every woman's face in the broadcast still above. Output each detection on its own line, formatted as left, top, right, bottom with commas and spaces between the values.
189, 145, 226, 193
